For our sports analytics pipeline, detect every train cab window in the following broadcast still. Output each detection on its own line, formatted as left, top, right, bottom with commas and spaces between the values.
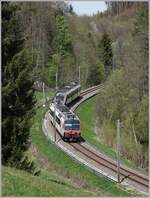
64, 124, 80, 130
65, 119, 79, 124
56, 93, 64, 101
64, 119, 80, 130
72, 125, 80, 130
64, 124, 72, 130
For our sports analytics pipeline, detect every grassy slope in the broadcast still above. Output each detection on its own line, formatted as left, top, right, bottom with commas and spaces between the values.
2, 91, 142, 197
30, 106, 136, 197
76, 96, 117, 157
2, 166, 93, 197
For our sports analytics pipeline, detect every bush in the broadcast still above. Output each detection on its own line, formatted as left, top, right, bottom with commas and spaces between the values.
17, 156, 41, 176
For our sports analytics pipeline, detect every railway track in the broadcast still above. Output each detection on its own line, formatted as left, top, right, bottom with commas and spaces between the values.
69, 142, 149, 190
44, 84, 149, 193
80, 84, 104, 96
70, 84, 149, 192
68, 84, 104, 111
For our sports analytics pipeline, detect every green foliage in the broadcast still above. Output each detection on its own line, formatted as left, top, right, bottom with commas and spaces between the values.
2, 2, 24, 84
17, 156, 41, 176
2, 49, 36, 166
135, 96, 148, 145
133, 4, 148, 96
47, 61, 57, 87
2, 2, 32, 166
87, 60, 104, 86
98, 32, 113, 78
36, 60, 56, 88
55, 15, 72, 56
75, 96, 146, 172
96, 68, 148, 168
51, 15, 76, 86
38, 51, 76, 88
95, 6, 149, 166
2, 0, 148, 172
98, 61, 105, 81
98, 68, 129, 123
133, 4, 148, 57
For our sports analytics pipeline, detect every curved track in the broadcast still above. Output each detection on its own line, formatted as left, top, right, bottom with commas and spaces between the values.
69, 142, 149, 190
44, 84, 149, 193
80, 84, 104, 96
69, 84, 149, 192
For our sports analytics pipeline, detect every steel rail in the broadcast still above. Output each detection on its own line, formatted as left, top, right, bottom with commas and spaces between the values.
70, 84, 149, 190
46, 84, 148, 192
80, 84, 104, 96
69, 143, 148, 188
80, 144, 148, 181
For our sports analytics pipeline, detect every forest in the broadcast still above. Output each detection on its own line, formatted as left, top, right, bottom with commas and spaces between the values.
2, 1, 148, 175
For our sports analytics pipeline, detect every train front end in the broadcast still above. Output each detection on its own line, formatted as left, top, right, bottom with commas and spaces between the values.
63, 118, 80, 142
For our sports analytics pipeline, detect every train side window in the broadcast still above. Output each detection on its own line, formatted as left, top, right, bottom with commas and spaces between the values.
49, 109, 54, 117
66, 87, 80, 103
56, 116, 60, 125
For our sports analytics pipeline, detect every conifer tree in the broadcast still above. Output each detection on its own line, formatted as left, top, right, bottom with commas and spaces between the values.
55, 15, 72, 56
98, 33, 113, 79
2, 2, 24, 84
133, 4, 148, 97
2, 50, 36, 165
54, 14, 75, 86
2, 2, 36, 165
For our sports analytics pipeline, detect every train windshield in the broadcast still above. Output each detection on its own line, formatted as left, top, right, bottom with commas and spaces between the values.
55, 94, 64, 101
64, 124, 80, 130
64, 119, 80, 130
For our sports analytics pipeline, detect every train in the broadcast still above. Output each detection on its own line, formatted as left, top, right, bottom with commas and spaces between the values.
53, 81, 81, 105
49, 82, 81, 141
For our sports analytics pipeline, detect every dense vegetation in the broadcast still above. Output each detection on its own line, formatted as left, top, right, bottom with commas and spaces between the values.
67, 2, 148, 169
2, 2, 36, 170
95, 4, 148, 169
2, 1, 148, 195
75, 96, 147, 174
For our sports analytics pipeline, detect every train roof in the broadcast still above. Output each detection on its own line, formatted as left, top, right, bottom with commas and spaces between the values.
50, 103, 79, 120
55, 104, 70, 113
56, 82, 80, 95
